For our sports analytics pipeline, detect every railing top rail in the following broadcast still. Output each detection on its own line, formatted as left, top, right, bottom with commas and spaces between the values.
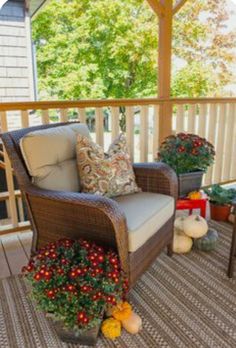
1, 97, 236, 111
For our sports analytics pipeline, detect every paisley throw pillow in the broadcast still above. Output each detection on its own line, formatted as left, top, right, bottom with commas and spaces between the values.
76, 133, 140, 197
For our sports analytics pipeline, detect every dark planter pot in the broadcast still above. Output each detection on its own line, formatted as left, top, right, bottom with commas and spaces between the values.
52, 319, 102, 346
47, 307, 104, 346
178, 171, 204, 198
210, 203, 231, 221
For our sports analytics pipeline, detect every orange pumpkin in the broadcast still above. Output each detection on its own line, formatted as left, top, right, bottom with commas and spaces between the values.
111, 302, 132, 321
188, 191, 202, 200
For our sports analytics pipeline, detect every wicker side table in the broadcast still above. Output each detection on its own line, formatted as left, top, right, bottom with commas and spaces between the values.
228, 201, 236, 278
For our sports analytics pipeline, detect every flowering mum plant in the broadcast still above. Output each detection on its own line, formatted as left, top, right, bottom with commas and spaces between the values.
22, 239, 128, 334
157, 133, 215, 175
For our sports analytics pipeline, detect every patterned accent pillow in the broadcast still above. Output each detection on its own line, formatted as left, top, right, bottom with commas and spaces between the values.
76, 133, 140, 197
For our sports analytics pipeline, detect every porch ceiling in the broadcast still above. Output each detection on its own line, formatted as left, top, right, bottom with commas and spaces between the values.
29, 0, 49, 17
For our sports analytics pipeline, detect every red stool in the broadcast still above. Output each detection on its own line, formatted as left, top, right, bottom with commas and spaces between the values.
176, 198, 207, 218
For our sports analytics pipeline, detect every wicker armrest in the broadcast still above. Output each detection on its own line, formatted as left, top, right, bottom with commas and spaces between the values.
133, 162, 178, 200
25, 185, 129, 274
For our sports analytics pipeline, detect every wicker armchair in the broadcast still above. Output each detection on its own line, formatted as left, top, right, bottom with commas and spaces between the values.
1, 122, 178, 287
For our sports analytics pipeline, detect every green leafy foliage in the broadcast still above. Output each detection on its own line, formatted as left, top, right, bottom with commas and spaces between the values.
171, 62, 216, 98
157, 133, 215, 174
204, 185, 236, 205
22, 239, 128, 333
32, 0, 236, 100
32, 0, 158, 99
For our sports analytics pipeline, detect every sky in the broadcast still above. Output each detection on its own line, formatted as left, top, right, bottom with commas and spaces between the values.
228, 0, 236, 28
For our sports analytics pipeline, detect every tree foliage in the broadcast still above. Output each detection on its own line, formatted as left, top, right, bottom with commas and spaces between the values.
32, 0, 236, 100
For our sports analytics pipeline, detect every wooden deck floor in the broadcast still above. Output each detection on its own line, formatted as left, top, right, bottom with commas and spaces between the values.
0, 230, 32, 279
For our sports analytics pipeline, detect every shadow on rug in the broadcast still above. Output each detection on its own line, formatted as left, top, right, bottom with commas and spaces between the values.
0, 221, 235, 348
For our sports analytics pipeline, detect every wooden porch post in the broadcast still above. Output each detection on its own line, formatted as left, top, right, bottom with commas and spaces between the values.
158, 0, 173, 145
146, 0, 189, 145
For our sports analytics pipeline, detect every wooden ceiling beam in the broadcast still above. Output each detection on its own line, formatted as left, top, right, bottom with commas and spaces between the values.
173, 0, 188, 15
146, 0, 165, 17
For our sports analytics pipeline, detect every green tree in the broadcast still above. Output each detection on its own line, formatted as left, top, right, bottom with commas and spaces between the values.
33, 0, 158, 99
32, 0, 236, 100
172, 0, 236, 95
172, 62, 217, 97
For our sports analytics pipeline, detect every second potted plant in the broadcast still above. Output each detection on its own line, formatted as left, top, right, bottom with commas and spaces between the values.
204, 184, 236, 221
22, 238, 129, 345
157, 133, 215, 197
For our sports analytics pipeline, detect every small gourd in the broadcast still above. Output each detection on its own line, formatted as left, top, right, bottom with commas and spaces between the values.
174, 216, 186, 231
112, 302, 132, 321
101, 318, 121, 340
188, 191, 202, 200
183, 215, 208, 238
193, 228, 219, 251
173, 228, 193, 254
121, 311, 142, 334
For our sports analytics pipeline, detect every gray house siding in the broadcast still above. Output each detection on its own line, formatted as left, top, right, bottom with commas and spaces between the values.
0, 0, 35, 102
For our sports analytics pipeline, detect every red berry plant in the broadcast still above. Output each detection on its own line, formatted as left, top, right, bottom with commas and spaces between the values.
157, 133, 215, 175
22, 239, 128, 334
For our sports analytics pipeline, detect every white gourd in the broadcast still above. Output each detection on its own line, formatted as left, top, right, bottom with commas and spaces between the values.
121, 312, 142, 334
183, 215, 208, 238
173, 229, 193, 254
174, 216, 186, 231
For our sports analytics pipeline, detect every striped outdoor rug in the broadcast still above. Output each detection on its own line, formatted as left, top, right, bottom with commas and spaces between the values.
0, 221, 236, 348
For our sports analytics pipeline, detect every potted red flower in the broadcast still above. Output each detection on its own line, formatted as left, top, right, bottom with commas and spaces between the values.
157, 133, 215, 197
22, 238, 128, 346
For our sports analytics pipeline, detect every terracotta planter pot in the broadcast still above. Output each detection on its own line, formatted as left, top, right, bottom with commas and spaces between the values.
210, 203, 231, 221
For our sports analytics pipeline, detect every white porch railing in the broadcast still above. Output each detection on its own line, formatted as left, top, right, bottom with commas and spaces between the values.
0, 97, 236, 233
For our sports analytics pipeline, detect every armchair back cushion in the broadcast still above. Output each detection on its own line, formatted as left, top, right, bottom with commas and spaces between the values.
20, 123, 90, 192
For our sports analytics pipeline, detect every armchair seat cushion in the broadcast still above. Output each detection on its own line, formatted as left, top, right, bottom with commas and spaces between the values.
113, 192, 174, 252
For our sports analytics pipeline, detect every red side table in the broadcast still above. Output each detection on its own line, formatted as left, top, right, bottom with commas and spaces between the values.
176, 198, 207, 218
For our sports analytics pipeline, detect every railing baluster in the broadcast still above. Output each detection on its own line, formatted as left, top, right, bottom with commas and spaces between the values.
187, 104, 196, 133
20, 110, 29, 128
78, 108, 86, 123
176, 104, 185, 133
126, 106, 134, 161
153, 105, 159, 160
17, 196, 25, 222
222, 104, 234, 181
140, 105, 149, 162
0, 111, 18, 228
229, 103, 236, 180
95, 108, 104, 147
111, 107, 120, 140
204, 103, 217, 186
198, 104, 207, 137
60, 109, 68, 122
42, 109, 50, 124
213, 104, 226, 183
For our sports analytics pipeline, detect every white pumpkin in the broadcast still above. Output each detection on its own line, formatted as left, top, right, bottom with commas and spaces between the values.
183, 215, 208, 238
173, 229, 193, 254
174, 216, 186, 231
